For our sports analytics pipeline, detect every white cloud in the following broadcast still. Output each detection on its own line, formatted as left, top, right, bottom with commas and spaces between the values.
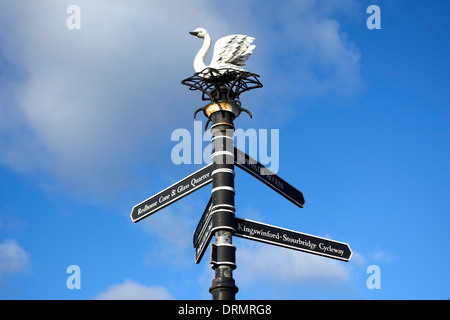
369, 248, 393, 263
140, 206, 196, 266
0, 0, 231, 199
0, 0, 361, 200
0, 239, 30, 283
235, 241, 350, 287
244, 0, 362, 101
94, 279, 173, 300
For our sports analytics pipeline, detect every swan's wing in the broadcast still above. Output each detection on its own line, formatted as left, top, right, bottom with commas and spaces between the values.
210, 34, 255, 67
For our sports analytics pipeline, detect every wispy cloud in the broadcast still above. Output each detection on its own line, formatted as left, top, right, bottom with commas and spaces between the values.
0, 0, 362, 202
226, 0, 362, 104
0, 0, 231, 200
236, 240, 350, 285
0, 239, 30, 284
94, 278, 173, 300
140, 206, 196, 267
369, 248, 394, 263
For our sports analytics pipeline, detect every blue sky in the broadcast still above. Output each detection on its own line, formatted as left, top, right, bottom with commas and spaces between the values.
0, 0, 448, 300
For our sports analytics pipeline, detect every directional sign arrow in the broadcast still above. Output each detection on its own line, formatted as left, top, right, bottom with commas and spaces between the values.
193, 197, 212, 247
130, 164, 213, 223
234, 148, 305, 209
194, 217, 214, 264
194, 205, 234, 264
234, 217, 352, 261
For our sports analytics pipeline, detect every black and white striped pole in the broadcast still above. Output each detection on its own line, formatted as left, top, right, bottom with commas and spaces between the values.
181, 65, 262, 300
206, 101, 240, 300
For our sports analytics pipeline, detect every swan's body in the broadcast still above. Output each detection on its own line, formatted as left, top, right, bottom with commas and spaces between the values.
189, 28, 255, 74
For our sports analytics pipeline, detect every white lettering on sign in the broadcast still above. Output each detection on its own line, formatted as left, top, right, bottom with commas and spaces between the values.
191, 172, 211, 187
319, 242, 345, 257
159, 194, 170, 203
235, 219, 350, 261
177, 184, 189, 193
137, 201, 158, 215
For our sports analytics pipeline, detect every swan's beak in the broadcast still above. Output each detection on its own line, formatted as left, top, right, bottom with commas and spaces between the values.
189, 31, 199, 37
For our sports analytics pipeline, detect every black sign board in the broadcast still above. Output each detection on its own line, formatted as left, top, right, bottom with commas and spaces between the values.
234, 217, 352, 261
193, 197, 212, 247
194, 217, 214, 264
131, 164, 213, 223
234, 148, 305, 209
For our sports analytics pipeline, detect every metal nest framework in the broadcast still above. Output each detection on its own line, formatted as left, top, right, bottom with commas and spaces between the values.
181, 68, 262, 129
181, 67, 262, 104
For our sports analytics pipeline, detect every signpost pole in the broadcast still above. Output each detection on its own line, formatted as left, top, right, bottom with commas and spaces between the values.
206, 100, 240, 300
181, 67, 262, 300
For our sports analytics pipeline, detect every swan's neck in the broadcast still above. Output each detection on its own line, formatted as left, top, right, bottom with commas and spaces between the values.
193, 33, 211, 73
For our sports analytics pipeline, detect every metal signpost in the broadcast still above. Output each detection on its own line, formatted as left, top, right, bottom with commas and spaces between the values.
130, 28, 352, 300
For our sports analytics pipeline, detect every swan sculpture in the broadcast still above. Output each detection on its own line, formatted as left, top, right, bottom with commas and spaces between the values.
189, 28, 256, 75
